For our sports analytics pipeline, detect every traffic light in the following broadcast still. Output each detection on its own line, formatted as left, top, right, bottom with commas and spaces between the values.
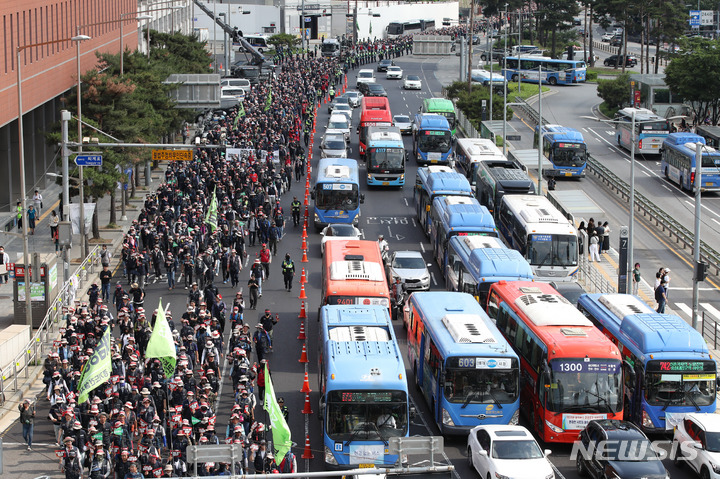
567, 45, 574, 60
695, 261, 708, 282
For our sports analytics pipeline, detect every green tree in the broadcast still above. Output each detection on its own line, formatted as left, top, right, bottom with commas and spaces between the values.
535, 0, 580, 58
268, 33, 300, 50
445, 81, 513, 133
596, 72, 631, 110
665, 38, 720, 125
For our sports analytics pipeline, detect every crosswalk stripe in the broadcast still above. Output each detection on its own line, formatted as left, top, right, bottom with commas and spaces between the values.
701, 303, 720, 322
674, 302, 693, 318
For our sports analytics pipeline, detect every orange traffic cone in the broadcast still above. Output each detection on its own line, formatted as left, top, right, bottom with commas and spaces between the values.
302, 226, 308, 240
298, 301, 308, 320
297, 318, 307, 338
301, 235, 307, 251
302, 392, 313, 414
303, 215, 308, 229
301, 249, 308, 263
302, 434, 314, 459
299, 343, 309, 363
304, 193, 309, 207
299, 282, 308, 298
300, 267, 307, 284
301, 371, 312, 392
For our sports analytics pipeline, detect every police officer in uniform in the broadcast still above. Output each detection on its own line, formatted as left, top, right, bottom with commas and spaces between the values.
281, 254, 295, 292
291, 197, 301, 227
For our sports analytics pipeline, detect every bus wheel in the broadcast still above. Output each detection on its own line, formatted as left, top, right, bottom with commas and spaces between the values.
548, 76, 557, 86
511, 74, 519, 82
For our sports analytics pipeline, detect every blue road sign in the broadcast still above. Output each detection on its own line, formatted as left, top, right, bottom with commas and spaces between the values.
75, 154, 103, 166
690, 10, 701, 26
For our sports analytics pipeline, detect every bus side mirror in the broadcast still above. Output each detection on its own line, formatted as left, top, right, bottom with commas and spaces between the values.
359, 193, 365, 204
624, 360, 636, 383
311, 190, 316, 200
410, 405, 417, 418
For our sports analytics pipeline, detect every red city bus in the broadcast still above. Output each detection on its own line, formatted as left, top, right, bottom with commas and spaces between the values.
322, 240, 391, 314
358, 97, 392, 157
485, 281, 623, 443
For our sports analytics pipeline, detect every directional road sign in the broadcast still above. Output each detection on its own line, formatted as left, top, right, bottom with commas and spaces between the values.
75, 154, 103, 166
690, 10, 701, 27
152, 149, 193, 161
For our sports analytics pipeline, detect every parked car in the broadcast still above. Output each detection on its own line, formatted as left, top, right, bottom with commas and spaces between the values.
377, 59, 395, 72
344, 90, 363, 108
604, 54, 637, 67
320, 224, 362, 254
393, 115, 412, 134
319, 134, 349, 159
672, 413, 720, 478
365, 83, 388, 97
576, 420, 669, 479
385, 251, 430, 291
328, 95, 350, 114
468, 425, 554, 479
403, 75, 422, 90
386, 66, 403, 79
479, 49, 507, 62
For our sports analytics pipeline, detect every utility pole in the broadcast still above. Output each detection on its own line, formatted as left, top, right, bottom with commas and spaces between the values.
467, 0, 475, 92
692, 141, 703, 330
61, 110, 71, 220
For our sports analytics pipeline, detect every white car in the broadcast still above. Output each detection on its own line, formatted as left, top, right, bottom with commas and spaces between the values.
403, 75, 422, 90
331, 103, 353, 122
385, 250, 430, 291
320, 224, 362, 254
344, 90, 363, 108
386, 66, 403, 79
673, 413, 720, 478
393, 114, 413, 135
601, 32, 614, 42
356, 69, 376, 88
468, 425, 554, 479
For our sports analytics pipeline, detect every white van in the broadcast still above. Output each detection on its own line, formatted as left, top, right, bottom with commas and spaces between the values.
356, 69, 376, 88
243, 34, 274, 53
220, 78, 251, 93
327, 114, 351, 141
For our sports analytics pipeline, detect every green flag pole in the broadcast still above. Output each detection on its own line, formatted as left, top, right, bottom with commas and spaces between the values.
263, 363, 292, 459
77, 325, 113, 404
145, 299, 177, 380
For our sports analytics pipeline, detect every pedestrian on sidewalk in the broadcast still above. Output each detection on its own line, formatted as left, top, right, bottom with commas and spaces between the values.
27, 204, 37, 235
19, 398, 35, 450
632, 263, 641, 296
655, 279, 667, 313
0, 245, 9, 284
33, 189, 43, 214
588, 232, 601, 262
99, 265, 112, 303
50, 210, 60, 240
662, 268, 672, 298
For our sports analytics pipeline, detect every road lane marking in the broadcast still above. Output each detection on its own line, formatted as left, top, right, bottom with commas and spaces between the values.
702, 303, 720, 322
431, 272, 437, 286
420, 242, 425, 253
404, 197, 409, 206
674, 302, 692, 317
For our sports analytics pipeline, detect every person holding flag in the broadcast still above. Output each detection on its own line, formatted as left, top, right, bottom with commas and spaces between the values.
145, 300, 177, 382
262, 361, 292, 467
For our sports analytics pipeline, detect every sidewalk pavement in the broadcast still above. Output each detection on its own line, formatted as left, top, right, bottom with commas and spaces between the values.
0, 163, 169, 432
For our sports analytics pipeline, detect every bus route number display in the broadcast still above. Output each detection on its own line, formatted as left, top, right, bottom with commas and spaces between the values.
455, 357, 512, 369
322, 183, 352, 190
424, 130, 446, 135
341, 392, 393, 402
531, 234, 552, 242
658, 361, 705, 372
557, 143, 581, 149
552, 360, 620, 374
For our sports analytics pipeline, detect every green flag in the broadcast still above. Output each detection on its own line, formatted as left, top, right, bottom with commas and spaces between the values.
238, 101, 246, 118
77, 325, 112, 404
145, 300, 177, 379
92, 432, 103, 441
265, 86, 272, 112
204, 187, 218, 232
113, 426, 124, 436
369, 22, 372, 35
263, 363, 291, 459
191, 416, 200, 425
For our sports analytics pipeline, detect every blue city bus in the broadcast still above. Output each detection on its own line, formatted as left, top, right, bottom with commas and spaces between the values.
533, 124, 587, 178
414, 166, 472, 236
577, 293, 717, 433
313, 158, 364, 231
412, 114, 454, 166
502, 56, 587, 85
318, 305, 409, 468
366, 125, 406, 187
404, 292, 520, 434
429, 195, 497, 270
445, 235, 533, 305
661, 132, 720, 192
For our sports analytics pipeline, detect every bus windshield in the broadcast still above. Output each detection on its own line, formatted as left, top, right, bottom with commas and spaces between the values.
418, 130, 452, 153
387, 23, 403, 35
369, 147, 404, 170
321, 43, 339, 53
326, 390, 408, 441
528, 234, 578, 267
645, 364, 716, 408
445, 365, 518, 405
315, 184, 359, 210
545, 359, 622, 414
553, 144, 587, 167
441, 112, 456, 130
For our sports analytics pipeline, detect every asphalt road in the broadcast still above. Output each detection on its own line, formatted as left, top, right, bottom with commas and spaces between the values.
2, 51, 718, 479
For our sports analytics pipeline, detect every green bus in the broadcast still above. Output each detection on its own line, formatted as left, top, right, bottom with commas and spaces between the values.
421, 98, 457, 136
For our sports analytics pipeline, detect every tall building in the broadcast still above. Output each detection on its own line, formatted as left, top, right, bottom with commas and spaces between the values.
0, 0, 192, 212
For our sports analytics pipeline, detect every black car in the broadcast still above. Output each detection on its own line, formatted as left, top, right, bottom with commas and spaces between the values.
576, 420, 669, 479
479, 49, 506, 62
604, 54, 637, 67
610, 36, 623, 47
365, 84, 387, 97
377, 59, 394, 72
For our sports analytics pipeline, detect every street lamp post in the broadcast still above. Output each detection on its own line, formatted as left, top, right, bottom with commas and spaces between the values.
17, 35, 89, 325
692, 141, 703, 329
75, 32, 90, 261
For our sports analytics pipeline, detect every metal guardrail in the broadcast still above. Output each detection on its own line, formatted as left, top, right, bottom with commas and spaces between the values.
512, 101, 720, 278
702, 312, 720, 350
0, 245, 102, 406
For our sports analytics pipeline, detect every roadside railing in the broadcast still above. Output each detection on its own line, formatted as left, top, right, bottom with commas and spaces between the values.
0, 245, 102, 406
702, 312, 720, 350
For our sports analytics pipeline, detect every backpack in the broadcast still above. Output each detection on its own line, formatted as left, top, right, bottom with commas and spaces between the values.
279, 451, 295, 473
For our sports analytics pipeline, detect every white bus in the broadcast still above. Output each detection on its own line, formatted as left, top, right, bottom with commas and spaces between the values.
496, 195, 579, 282
614, 107, 670, 155
454, 138, 506, 188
